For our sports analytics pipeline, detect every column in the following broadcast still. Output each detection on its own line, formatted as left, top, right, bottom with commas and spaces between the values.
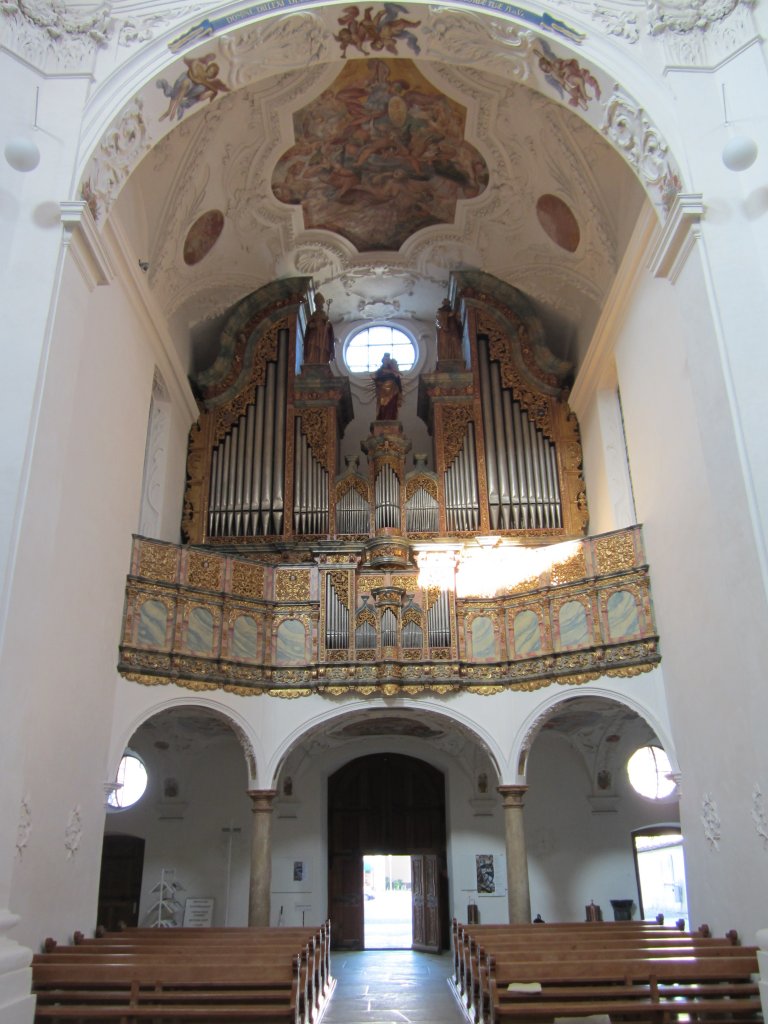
497, 785, 531, 924
247, 790, 278, 926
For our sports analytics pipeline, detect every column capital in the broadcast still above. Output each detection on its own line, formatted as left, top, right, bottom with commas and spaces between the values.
247, 789, 278, 813
497, 784, 528, 808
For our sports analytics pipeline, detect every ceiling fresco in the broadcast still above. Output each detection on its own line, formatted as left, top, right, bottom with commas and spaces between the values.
272, 58, 489, 251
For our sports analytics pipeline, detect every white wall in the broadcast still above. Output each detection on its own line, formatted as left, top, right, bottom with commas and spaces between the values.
6, 245, 194, 950
594, 238, 768, 940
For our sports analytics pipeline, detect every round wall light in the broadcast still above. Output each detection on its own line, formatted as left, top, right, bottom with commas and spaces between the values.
4, 136, 41, 172
722, 134, 758, 172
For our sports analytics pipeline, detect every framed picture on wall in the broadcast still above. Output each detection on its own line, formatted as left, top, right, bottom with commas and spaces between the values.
476, 854, 495, 893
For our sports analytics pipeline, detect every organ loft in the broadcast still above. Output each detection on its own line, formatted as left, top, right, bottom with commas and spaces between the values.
119, 271, 660, 697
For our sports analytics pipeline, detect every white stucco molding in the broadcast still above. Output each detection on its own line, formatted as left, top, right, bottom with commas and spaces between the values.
570, 201, 660, 418
60, 200, 115, 290
648, 192, 705, 282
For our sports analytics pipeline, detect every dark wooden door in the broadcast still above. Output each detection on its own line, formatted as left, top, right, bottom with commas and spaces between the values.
97, 834, 145, 931
412, 853, 441, 951
328, 854, 364, 949
328, 753, 447, 950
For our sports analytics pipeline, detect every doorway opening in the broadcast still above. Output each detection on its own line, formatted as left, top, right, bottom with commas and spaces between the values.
363, 854, 412, 949
328, 752, 449, 951
632, 826, 688, 926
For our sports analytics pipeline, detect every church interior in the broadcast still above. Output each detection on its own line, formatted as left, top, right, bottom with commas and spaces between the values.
2, 0, 768, 1020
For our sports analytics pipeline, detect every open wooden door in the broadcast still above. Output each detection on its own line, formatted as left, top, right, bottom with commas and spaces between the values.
412, 853, 441, 952
328, 853, 364, 949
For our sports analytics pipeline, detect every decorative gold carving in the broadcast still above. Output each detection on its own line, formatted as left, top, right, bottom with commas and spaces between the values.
187, 551, 223, 590
483, 320, 554, 435
231, 562, 265, 598
328, 570, 350, 607
356, 609, 376, 626
359, 575, 385, 591
181, 420, 206, 546
402, 607, 422, 626
467, 685, 506, 695
425, 586, 442, 612
392, 575, 418, 592
138, 543, 178, 582
441, 405, 474, 467
299, 407, 331, 471
337, 476, 369, 501
276, 570, 311, 601
405, 474, 438, 501
268, 688, 313, 698
431, 649, 451, 659
327, 650, 350, 661
357, 650, 376, 660
595, 533, 636, 574
550, 549, 587, 585
402, 650, 421, 660
320, 553, 357, 564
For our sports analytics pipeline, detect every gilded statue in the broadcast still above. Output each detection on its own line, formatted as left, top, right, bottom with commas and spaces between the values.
303, 293, 335, 365
373, 352, 403, 420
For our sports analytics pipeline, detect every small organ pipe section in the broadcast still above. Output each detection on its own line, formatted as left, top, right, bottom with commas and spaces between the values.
208, 330, 288, 538
444, 422, 480, 532
324, 572, 350, 650
477, 336, 562, 531
293, 416, 329, 536
374, 463, 401, 530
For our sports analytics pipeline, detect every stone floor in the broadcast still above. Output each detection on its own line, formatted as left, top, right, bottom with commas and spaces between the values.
321, 949, 466, 1024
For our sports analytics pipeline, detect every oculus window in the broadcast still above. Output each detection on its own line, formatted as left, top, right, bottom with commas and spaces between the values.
344, 325, 416, 374
627, 745, 675, 800
108, 752, 148, 810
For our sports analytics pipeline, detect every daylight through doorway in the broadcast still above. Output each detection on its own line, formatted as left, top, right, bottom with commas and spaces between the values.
363, 854, 413, 949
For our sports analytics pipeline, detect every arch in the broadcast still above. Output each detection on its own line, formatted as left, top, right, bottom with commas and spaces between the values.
107, 694, 262, 788
78, 4, 684, 224
502, 676, 679, 785
265, 696, 506, 788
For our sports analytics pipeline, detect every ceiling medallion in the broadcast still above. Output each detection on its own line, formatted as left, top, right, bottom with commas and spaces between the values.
183, 210, 225, 266
271, 58, 489, 252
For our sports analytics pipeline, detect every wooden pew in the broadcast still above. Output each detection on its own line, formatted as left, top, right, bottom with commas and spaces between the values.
33, 925, 334, 1024
489, 954, 762, 1024
33, 959, 301, 1024
450, 921, 755, 1024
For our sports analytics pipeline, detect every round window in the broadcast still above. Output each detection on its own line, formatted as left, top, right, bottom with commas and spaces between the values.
344, 324, 417, 374
627, 745, 676, 800
108, 752, 148, 810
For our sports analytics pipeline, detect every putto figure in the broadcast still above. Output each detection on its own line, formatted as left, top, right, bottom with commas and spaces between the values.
157, 54, 230, 122
334, 4, 421, 58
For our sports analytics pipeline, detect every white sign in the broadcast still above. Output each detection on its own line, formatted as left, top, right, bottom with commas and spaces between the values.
183, 897, 215, 927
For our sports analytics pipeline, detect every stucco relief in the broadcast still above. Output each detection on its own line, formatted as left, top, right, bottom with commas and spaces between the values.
82, 97, 150, 225
64, 805, 83, 859
701, 792, 722, 850
752, 785, 768, 849
424, 9, 533, 77
1, 0, 111, 70
602, 87, 681, 213
15, 795, 31, 859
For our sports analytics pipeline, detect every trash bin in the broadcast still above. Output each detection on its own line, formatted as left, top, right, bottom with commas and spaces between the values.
610, 899, 635, 921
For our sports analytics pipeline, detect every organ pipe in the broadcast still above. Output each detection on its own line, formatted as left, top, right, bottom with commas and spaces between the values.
206, 341, 291, 539
477, 336, 563, 532
428, 590, 450, 648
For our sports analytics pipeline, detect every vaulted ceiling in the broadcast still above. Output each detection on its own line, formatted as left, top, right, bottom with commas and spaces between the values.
112, 13, 647, 378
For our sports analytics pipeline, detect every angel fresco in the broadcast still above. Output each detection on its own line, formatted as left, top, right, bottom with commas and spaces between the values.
533, 39, 600, 111
334, 4, 421, 58
157, 54, 230, 122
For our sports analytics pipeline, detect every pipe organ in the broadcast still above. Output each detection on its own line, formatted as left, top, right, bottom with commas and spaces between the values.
127, 274, 661, 697
182, 273, 588, 553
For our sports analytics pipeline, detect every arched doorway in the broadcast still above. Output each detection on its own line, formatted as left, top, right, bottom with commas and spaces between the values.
328, 752, 448, 951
